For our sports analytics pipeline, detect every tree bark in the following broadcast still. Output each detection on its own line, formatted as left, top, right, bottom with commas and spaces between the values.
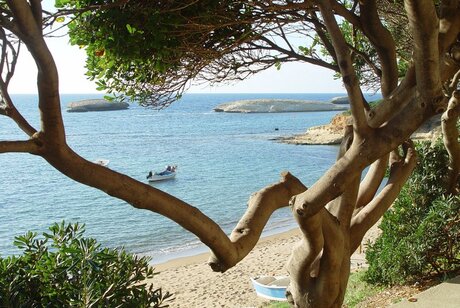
442, 91, 460, 194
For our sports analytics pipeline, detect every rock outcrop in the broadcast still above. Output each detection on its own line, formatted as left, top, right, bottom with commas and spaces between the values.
214, 99, 348, 113
278, 113, 442, 145
67, 99, 129, 112
276, 113, 351, 145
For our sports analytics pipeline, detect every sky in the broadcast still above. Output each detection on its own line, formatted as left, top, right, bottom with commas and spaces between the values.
8, 3, 346, 95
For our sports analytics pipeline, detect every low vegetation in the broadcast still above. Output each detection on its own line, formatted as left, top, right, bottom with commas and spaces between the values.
0, 222, 172, 307
365, 140, 460, 285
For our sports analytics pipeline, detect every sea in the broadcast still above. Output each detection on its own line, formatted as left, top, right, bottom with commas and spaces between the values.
0, 93, 379, 264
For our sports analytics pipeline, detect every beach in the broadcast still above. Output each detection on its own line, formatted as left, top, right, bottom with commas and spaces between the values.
148, 225, 379, 308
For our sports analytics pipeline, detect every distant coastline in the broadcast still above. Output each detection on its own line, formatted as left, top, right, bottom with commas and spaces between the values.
214, 98, 348, 113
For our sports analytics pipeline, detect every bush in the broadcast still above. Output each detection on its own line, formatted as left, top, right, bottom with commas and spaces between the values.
365, 140, 460, 285
0, 222, 173, 307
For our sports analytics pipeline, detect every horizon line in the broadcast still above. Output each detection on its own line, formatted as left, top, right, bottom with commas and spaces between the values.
10, 91, 371, 95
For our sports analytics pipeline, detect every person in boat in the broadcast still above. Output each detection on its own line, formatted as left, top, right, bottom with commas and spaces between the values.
147, 171, 153, 179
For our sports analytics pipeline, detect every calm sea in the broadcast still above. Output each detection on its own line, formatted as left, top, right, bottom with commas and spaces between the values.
0, 93, 378, 263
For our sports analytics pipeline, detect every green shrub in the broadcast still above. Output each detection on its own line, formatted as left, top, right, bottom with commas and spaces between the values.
0, 222, 172, 307
365, 141, 460, 285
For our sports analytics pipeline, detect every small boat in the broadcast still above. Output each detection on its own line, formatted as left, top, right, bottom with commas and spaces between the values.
147, 165, 177, 182
250, 276, 289, 301
93, 158, 109, 167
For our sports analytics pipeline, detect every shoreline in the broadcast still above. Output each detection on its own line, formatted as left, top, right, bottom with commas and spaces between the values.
148, 224, 378, 307
153, 227, 301, 272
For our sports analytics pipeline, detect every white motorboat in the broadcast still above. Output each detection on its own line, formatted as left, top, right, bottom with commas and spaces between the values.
93, 158, 109, 166
147, 165, 177, 182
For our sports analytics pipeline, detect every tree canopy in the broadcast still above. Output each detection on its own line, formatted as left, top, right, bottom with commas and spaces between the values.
0, 1, 459, 307
58, 0, 408, 105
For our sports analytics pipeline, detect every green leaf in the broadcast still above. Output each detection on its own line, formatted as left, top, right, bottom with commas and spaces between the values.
126, 24, 135, 34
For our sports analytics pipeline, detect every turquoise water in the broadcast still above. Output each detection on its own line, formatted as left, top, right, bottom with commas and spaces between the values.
0, 93, 376, 263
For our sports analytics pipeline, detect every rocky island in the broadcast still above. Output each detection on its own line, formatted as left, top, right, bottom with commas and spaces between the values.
214, 99, 348, 113
67, 99, 129, 112
329, 96, 350, 104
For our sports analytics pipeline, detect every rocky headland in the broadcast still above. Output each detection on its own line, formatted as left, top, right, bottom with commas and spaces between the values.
67, 99, 129, 112
277, 113, 442, 145
214, 99, 348, 113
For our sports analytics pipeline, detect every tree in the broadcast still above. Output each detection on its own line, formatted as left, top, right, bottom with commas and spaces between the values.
0, 1, 459, 307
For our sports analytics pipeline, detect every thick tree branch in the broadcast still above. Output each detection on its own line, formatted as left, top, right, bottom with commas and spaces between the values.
315, 210, 344, 307
286, 206, 324, 306
350, 141, 417, 252
442, 90, 460, 194
7, 0, 64, 144
404, 0, 443, 105
369, 18, 459, 128
41, 147, 238, 266
29, 0, 42, 31
359, 0, 398, 97
293, 93, 434, 221
0, 139, 40, 154
367, 83, 416, 128
208, 172, 307, 272
355, 154, 389, 210
34, 142, 306, 273
328, 126, 360, 227
318, 0, 368, 133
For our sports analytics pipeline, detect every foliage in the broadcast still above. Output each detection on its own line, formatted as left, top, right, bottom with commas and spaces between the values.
55, 1, 414, 107
61, 0, 253, 106
0, 222, 173, 307
365, 141, 460, 285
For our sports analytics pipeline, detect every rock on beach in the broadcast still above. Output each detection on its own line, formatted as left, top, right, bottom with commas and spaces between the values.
67, 99, 129, 112
214, 99, 348, 113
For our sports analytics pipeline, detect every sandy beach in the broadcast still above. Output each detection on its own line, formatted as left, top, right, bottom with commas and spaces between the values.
147, 225, 379, 308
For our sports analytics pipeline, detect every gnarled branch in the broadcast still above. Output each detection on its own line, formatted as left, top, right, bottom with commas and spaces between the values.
318, 0, 368, 134
355, 154, 389, 210
404, 0, 443, 105
208, 172, 307, 272
350, 140, 417, 251
441, 90, 460, 194
359, 0, 398, 97
7, 0, 64, 143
